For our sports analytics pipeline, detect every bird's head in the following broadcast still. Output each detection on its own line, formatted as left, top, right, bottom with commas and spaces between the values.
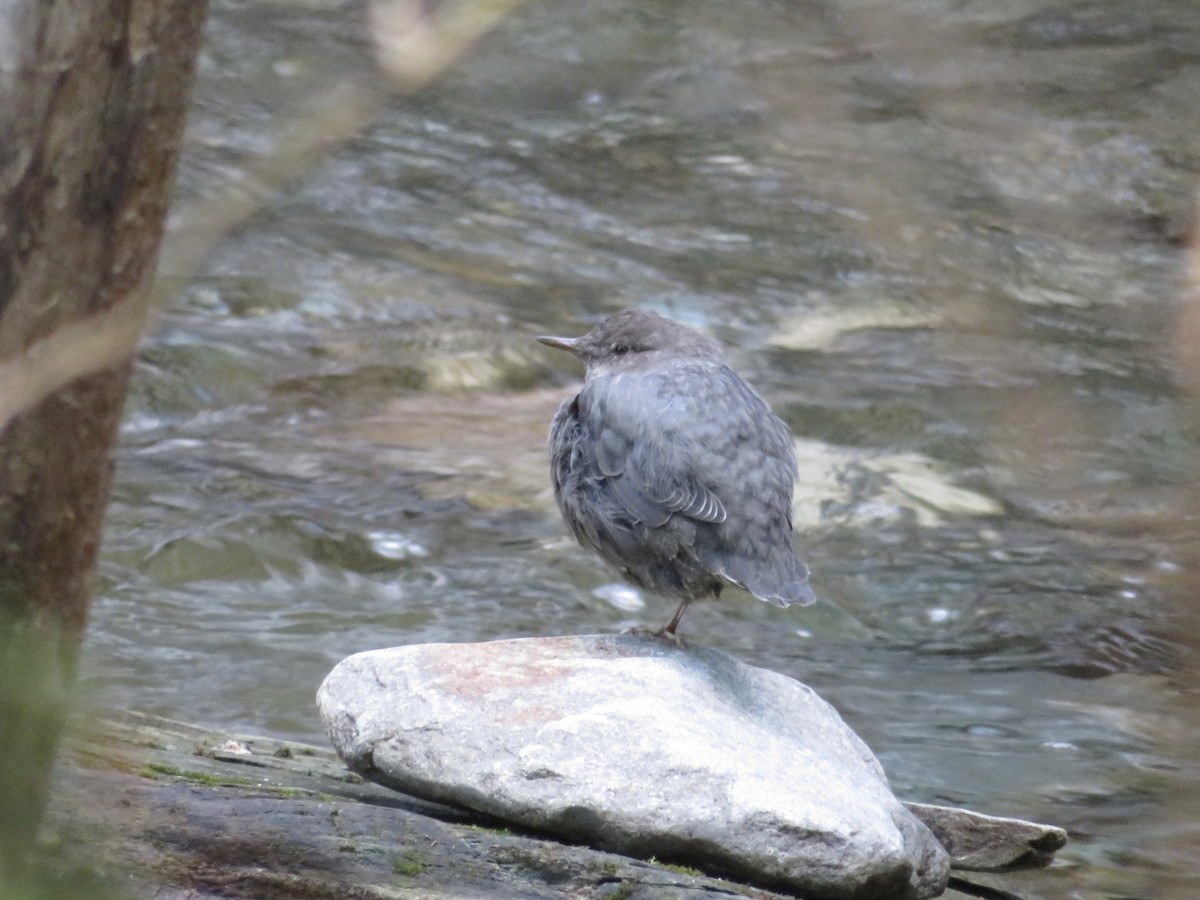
537, 309, 722, 376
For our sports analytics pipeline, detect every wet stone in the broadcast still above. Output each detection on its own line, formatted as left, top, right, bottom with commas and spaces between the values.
904, 803, 1068, 872
317, 634, 952, 900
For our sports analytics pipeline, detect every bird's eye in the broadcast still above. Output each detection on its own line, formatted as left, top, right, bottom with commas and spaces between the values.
611, 343, 631, 355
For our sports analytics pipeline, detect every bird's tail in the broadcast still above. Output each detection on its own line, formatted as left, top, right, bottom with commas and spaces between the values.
718, 554, 816, 608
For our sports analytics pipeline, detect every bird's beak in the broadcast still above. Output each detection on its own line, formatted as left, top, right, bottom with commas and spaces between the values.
536, 335, 582, 355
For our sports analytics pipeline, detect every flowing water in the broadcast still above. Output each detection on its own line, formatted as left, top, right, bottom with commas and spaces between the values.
80, 0, 1200, 896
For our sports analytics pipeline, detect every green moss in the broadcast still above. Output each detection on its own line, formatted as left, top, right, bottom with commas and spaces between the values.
138, 763, 253, 787
661, 862, 703, 877
466, 823, 512, 836
392, 850, 426, 877
608, 882, 636, 900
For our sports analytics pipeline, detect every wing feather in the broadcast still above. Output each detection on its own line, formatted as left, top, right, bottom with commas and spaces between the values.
581, 373, 726, 527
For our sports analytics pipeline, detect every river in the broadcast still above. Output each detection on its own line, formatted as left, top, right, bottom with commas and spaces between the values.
81, 1, 1200, 896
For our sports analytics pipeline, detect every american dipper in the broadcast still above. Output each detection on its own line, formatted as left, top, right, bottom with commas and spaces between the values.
537, 309, 815, 634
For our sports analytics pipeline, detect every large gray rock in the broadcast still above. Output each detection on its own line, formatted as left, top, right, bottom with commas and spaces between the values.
317, 634, 951, 900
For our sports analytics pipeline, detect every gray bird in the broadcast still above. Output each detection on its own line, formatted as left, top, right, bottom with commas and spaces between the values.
537, 309, 815, 635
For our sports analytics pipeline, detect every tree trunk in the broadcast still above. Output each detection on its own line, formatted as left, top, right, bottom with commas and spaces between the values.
0, 0, 208, 880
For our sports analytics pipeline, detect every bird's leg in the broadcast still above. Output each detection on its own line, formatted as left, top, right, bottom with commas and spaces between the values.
660, 599, 690, 636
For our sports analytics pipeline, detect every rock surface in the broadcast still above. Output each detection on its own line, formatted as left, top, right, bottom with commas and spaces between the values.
318, 634, 952, 900
906, 803, 1067, 872
43, 712, 819, 900
38, 712, 1043, 900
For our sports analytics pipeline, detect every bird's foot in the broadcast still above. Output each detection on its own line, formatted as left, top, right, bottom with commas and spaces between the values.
617, 624, 686, 644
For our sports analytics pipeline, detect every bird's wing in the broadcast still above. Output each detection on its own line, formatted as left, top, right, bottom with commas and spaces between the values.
580, 372, 727, 528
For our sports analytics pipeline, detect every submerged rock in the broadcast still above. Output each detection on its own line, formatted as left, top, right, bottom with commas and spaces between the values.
318, 634, 951, 900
